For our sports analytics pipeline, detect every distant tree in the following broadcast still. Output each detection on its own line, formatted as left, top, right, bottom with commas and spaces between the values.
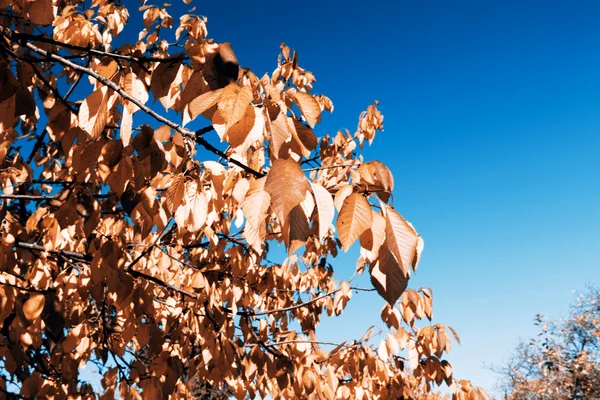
0, 1, 487, 399
500, 286, 600, 399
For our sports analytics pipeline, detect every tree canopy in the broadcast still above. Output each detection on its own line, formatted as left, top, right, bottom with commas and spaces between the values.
0, 1, 487, 399
499, 286, 600, 399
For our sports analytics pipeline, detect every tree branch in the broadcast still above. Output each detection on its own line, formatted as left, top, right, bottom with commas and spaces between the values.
127, 268, 197, 300
1, 28, 187, 63
302, 163, 361, 172
0, 28, 265, 178
247, 286, 375, 317
16, 241, 92, 262
124, 221, 173, 273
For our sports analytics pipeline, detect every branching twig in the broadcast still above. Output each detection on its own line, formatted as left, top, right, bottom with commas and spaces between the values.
302, 163, 361, 172
0, 29, 265, 178
127, 269, 197, 299
124, 221, 173, 273
249, 340, 344, 348
246, 286, 375, 317
16, 241, 92, 262
1, 28, 187, 63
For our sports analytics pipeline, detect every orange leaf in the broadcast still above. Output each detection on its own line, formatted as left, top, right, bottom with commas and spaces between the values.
384, 206, 421, 277
292, 90, 321, 128
265, 158, 308, 225
151, 60, 182, 101
337, 193, 373, 251
370, 242, 408, 305
242, 177, 270, 228
311, 183, 334, 240
23, 293, 45, 321
78, 86, 117, 139
216, 84, 253, 128
225, 104, 255, 147
166, 174, 186, 214
188, 88, 222, 121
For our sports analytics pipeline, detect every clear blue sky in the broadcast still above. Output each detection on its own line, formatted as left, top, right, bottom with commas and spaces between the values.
180, 0, 600, 394
88, 0, 600, 395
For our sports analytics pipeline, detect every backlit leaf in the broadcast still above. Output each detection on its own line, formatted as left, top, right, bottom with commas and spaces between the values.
337, 193, 373, 251
384, 206, 421, 277
265, 158, 308, 224
370, 242, 408, 305
167, 174, 186, 214
292, 90, 321, 128
188, 88, 222, 121
311, 183, 334, 240
23, 293, 45, 321
217, 84, 253, 128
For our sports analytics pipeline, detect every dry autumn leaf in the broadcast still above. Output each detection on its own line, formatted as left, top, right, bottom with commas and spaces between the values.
265, 158, 309, 224
22, 293, 45, 321
216, 84, 253, 128
291, 90, 321, 128
384, 205, 422, 277
337, 192, 373, 251
311, 182, 334, 240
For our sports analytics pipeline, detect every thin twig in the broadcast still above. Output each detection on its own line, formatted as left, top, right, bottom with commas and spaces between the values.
26, 130, 47, 164
0, 193, 111, 201
2, 32, 265, 178
127, 269, 197, 299
2, 28, 187, 63
124, 221, 173, 272
247, 286, 375, 317
16, 241, 92, 262
302, 163, 361, 172
247, 340, 344, 348
64, 56, 90, 99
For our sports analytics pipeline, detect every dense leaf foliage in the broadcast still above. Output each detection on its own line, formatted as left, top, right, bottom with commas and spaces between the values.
0, 1, 487, 399
500, 286, 600, 399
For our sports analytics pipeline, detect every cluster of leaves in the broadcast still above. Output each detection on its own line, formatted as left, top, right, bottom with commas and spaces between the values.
0, 0, 487, 399
500, 286, 600, 399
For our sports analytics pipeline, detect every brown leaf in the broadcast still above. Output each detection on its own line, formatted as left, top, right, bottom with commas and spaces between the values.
188, 88, 222, 121
292, 90, 321, 128
265, 158, 308, 225
78, 87, 117, 139
384, 206, 421, 277
286, 204, 309, 254
166, 174, 185, 214
291, 118, 318, 154
29, 0, 54, 25
360, 210, 386, 262
311, 183, 334, 240
242, 177, 270, 228
269, 110, 291, 158
370, 242, 408, 305
357, 161, 394, 202
123, 71, 148, 112
185, 180, 208, 232
448, 326, 461, 345
107, 156, 133, 196
216, 84, 253, 128
151, 60, 182, 101
23, 293, 45, 321
225, 104, 255, 147
337, 193, 373, 251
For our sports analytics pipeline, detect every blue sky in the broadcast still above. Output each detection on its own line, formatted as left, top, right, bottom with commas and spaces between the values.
180, 0, 600, 394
